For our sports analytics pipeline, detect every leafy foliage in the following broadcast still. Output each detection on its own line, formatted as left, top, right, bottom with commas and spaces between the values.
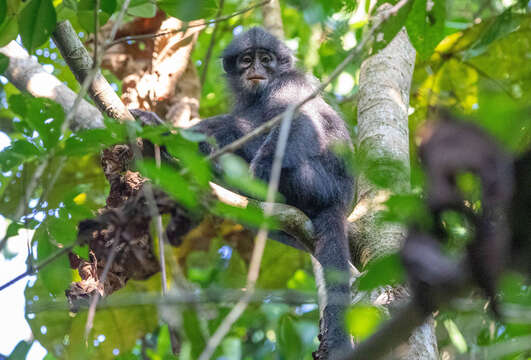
19, 0, 57, 52
0, 0, 530, 359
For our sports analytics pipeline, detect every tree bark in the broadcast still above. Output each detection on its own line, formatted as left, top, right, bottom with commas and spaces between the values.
351, 29, 438, 359
52, 21, 135, 122
0, 41, 104, 130
261, 0, 284, 39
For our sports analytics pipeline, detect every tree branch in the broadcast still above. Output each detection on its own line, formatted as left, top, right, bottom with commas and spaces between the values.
0, 41, 104, 130
52, 21, 134, 122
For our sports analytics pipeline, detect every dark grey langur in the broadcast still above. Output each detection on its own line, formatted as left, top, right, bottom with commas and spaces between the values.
199, 27, 355, 357
132, 27, 355, 357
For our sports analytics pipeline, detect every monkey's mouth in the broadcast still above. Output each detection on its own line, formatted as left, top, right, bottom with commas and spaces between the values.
248, 76, 266, 85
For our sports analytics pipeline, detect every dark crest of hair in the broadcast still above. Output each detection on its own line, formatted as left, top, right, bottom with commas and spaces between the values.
222, 27, 295, 74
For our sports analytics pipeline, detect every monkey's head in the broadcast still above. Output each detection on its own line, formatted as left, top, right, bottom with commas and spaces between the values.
222, 27, 295, 97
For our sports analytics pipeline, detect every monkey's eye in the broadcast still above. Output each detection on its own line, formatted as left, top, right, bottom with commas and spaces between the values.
241, 55, 252, 64
261, 55, 272, 64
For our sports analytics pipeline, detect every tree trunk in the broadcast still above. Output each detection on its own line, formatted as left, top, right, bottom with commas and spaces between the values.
261, 0, 284, 39
350, 29, 438, 359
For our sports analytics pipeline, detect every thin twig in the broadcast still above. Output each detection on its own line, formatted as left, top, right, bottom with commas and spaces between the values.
200, 0, 225, 86
207, 0, 409, 161
14, 160, 48, 220
93, 0, 100, 66
106, 0, 270, 49
0, 240, 78, 292
34, 157, 67, 212
84, 234, 120, 341
198, 106, 296, 360
27, 288, 320, 312
0, 157, 49, 253
154, 145, 167, 293
462, 60, 516, 100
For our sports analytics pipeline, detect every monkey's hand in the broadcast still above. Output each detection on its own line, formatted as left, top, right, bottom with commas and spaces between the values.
127, 109, 181, 166
129, 109, 166, 126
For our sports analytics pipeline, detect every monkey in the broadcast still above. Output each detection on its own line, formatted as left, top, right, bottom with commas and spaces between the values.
132, 27, 355, 357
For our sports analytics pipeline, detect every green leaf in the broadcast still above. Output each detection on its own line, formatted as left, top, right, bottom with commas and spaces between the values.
5, 221, 24, 238
128, 2, 157, 18
47, 217, 77, 246
137, 159, 198, 208
18, 0, 57, 53
35, 223, 72, 296
180, 129, 207, 142
62, 0, 76, 10
287, 269, 316, 292
373, 0, 414, 53
187, 251, 216, 286
72, 244, 89, 260
0, 140, 42, 171
0, 0, 6, 31
406, 0, 446, 60
157, 0, 217, 21
7, 340, 32, 360
0, 15, 18, 47
0, 53, 9, 74
26, 274, 160, 359
357, 253, 405, 290
346, 305, 383, 339
259, 240, 306, 289
462, 9, 520, 60
28, 98, 65, 150
77, 0, 115, 33
100, 0, 116, 13
217, 245, 246, 288
212, 202, 277, 229
154, 325, 173, 357
60, 128, 122, 156
443, 319, 468, 353
165, 134, 212, 188
381, 193, 432, 229
182, 310, 206, 359
219, 154, 270, 201
278, 315, 303, 359
221, 337, 242, 360
8, 93, 27, 116
11, 139, 42, 156
9, 95, 65, 150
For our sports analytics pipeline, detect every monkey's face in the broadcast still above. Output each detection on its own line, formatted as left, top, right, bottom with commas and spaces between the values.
236, 49, 278, 94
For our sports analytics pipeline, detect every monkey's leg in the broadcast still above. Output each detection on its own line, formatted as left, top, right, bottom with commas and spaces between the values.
312, 207, 353, 359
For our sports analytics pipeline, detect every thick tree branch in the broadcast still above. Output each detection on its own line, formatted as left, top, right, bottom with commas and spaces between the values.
0, 41, 104, 130
52, 21, 135, 122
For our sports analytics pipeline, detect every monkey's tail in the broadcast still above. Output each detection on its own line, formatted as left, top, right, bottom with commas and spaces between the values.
312, 206, 352, 359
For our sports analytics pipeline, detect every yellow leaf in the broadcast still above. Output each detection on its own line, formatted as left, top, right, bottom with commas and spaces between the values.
73, 192, 87, 205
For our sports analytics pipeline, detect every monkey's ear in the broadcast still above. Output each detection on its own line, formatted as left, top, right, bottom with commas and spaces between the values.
222, 56, 237, 74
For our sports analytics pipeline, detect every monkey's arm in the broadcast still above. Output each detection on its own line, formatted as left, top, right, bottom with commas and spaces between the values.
249, 113, 322, 180
190, 114, 243, 155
